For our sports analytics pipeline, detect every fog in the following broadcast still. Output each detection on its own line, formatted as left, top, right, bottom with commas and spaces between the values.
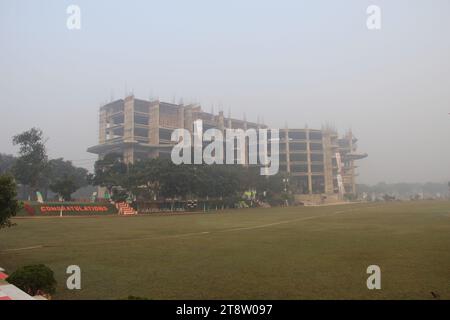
1, 0, 449, 184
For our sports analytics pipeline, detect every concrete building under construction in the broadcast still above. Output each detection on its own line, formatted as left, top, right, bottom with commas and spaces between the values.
87, 95, 265, 163
278, 127, 367, 201
87, 95, 367, 200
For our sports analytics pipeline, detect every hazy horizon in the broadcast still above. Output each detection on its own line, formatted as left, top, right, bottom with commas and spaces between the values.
1, 0, 449, 185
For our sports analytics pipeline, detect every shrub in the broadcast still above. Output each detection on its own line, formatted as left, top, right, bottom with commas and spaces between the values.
344, 193, 358, 201
7, 264, 57, 296
0, 174, 20, 228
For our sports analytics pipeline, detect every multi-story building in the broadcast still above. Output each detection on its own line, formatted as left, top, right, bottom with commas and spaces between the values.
87, 95, 266, 163
278, 127, 367, 201
88, 95, 367, 201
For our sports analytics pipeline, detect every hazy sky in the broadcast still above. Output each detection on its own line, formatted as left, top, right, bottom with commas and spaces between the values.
1, 0, 449, 184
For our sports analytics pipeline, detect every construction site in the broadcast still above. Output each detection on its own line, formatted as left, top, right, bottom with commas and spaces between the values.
87, 95, 368, 203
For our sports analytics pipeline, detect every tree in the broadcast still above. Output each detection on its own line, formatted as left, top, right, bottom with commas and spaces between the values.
48, 158, 88, 201
89, 153, 128, 201
12, 128, 48, 200
7, 264, 57, 297
0, 174, 20, 228
127, 158, 165, 200
89, 155, 292, 206
49, 175, 78, 201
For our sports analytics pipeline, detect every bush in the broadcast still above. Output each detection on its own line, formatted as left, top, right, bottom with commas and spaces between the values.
7, 264, 57, 296
266, 192, 294, 207
344, 193, 357, 201
0, 174, 20, 228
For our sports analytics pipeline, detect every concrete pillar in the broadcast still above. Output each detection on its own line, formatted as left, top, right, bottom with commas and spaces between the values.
306, 129, 313, 194
99, 108, 107, 144
177, 105, 185, 130
122, 96, 135, 164
285, 128, 290, 173
218, 111, 225, 131
149, 101, 160, 144
322, 130, 334, 195
184, 105, 193, 132
348, 131, 356, 195
123, 96, 135, 142
123, 145, 134, 164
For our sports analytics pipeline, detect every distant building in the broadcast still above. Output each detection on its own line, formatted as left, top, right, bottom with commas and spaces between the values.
279, 127, 367, 201
88, 95, 367, 201
87, 95, 265, 164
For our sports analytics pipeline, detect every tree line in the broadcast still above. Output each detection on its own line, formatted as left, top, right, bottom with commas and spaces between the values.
0, 128, 89, 201
357, 182, 450, 198
91, 153, 290, 205
1, 128, 292, 206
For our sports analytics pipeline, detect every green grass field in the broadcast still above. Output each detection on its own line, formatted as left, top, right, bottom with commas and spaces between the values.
1, 201, 449, 300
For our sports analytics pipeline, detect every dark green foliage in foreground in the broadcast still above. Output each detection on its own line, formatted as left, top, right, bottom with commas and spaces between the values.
7, 264, 57, 296
0, 174, 20, 228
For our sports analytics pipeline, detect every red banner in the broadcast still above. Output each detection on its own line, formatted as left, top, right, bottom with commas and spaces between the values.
40, 205, 109, 213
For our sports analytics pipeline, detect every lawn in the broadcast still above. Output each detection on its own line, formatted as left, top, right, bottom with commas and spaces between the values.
0, 201, 449, 300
